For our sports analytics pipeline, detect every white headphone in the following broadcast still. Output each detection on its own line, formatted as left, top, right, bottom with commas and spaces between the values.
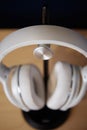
0, 25, 87, 112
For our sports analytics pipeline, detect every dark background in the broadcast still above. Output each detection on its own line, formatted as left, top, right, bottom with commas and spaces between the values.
0, 0, 87, 28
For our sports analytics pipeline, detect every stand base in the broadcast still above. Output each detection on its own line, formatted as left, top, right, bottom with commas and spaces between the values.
22, 106, 70, 130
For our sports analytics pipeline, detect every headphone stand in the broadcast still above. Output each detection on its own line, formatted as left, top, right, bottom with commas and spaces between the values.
22, 106, 70, 130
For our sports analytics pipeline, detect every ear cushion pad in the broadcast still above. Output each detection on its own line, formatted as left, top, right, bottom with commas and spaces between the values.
47, 61, 72, 110
11, 64, 45, 110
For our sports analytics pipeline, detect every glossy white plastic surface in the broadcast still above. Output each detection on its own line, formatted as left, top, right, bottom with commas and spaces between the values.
60, 66, 80, 110
68, 66, 87, 108
0, 25, 87, 62
0, 66, 29, 111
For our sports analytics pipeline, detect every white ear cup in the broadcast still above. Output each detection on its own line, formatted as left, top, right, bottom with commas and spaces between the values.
60, 66, 80, 110
11, 67, 29, 111
0, 66, 29, 112
67, 66, 87, 108
47, 61, 72, 110
11, 64, 45, 111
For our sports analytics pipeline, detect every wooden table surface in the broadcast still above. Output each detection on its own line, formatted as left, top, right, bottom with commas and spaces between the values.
0, 29, 87, 130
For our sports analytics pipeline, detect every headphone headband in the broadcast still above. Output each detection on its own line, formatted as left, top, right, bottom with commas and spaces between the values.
0, 25, 87, 61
